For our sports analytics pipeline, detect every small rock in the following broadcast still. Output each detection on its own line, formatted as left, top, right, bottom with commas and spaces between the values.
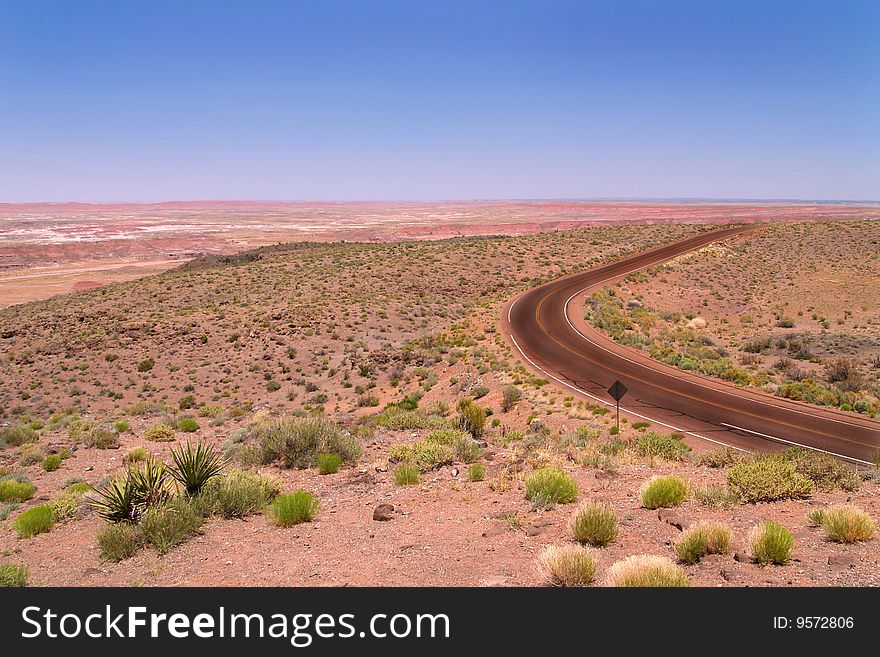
594, 469, 618, 480
525, 523, 548, 537
656, 509, 685, 531
733, 551, 747, 563
827, 555, 857, 571
372, 504, 395, 521
450, 467, 459, 477
482, 524, 507, 538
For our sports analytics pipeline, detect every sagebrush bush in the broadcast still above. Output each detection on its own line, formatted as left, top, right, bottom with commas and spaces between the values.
97, 523, 145, 562
394, 464, 420, 486
817, 505, 875, 543
0, 425, 37, 447
537, 544, 596, 587
456, 398, 486, 436
748, 520, 793, 565
317, 453, 342, 475
388, 440, 454, 471
780, 448, 860, 492
467, 463, 486, 482
640, 475, 687, 509
87, 428, 120, 449
501, 385, 523, 412
201, 469, 282, 518
13, 504, 55, 538
255, 417, 361, 468
0, 564, 28, 587
0, 479, 36, 502
42, 454, 62, 472
524, 468, 578, 505
726, 458, 812, 503
634, 432, 690, 461
674, 521, 732, 564
605, 554, 689, 587
144, 423, 176, 442
570, 502, 618, 547
140, 498, 204, 554
268, 490, 318, 527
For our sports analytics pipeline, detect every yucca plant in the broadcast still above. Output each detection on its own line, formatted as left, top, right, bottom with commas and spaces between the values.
169, 442, 227, 496
88, 459, 172, 523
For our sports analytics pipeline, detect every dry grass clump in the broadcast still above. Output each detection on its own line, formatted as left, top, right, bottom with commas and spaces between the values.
537, 544, 596, 587
675, 521, 732, 564
811, 505, 875, 543
569, 502, 618, 547
747, 520, 793, 565
640, 475, 687, 509
605, 554, 689, 587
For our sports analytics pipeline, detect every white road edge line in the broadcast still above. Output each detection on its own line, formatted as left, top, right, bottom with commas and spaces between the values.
719, 423, 872, 466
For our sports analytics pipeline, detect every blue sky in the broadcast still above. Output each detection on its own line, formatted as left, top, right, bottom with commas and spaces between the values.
1, 1, 878, 201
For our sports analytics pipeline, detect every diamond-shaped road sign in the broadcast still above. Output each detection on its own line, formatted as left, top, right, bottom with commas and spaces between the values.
607, 380, 628, 402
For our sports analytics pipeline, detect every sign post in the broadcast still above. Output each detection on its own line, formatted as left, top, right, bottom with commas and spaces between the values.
606, 380, 628, 432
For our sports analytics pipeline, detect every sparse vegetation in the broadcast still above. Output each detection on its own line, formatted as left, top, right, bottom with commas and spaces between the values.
144, 423, 176, 442
0, 564, 28, 587
813, 505, 875, 543
394, 464, 420, 486
674, 521, 731, 564
317, 453, 342, 475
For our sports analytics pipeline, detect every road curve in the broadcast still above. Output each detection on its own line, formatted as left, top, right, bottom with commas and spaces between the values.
502, 226, 880, 464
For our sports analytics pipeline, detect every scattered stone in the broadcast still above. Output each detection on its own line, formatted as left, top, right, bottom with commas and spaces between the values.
450, 467, 459, 477
827, 555, 857, 571
656, 509, 685, 531
372, 504, 395, 521
482, 524, 507, 538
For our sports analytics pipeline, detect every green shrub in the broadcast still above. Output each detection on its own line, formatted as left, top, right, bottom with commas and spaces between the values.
201, 469, 282, 518
537, 544, 596, 587
49, 491, 80, 520
126, 447, 149, 463
748, 520, 793, 565
605, 554, 689, 587
137, 358, 155, 372
471, 386, 490, 399
467, 463, 486, 482
374, 408, 451, 431
115, 420, 130, 433
394, 464, 420, 486
695, 447, 746, 468
817, 505, 875, 543
693, 485, 737, 507
0, 564, 28, 587
501, 385, 523, 412
169, 442, 226, 496
524, 468, 578, 505
388, 440, 454, 472
255, 417, 361, 468
317, 453, 342, 475
18, 445, 43, 466
177, 418, 200, 433
144, 423, 176, 442
0, 502, 22, 521
570, 502, 618, 547
13, 504, 55, 538
780, 448, 860, 492
42, 454, 62, 472
0, 425, 37, 447
97, 523, 145, 562
140, 498, 204, 554
674, 521, 732, 564
456, 398, 486, 436
634, 432, 690, 461
268, 490, 318, 527
0, 479, 36, 502
66, 481, 91, 495
640, 475, 688, 509
726, 457, 812, 503
87, 428, 120, 449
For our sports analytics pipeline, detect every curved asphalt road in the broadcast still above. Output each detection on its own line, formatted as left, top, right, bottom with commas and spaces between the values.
503, 226, 880, 464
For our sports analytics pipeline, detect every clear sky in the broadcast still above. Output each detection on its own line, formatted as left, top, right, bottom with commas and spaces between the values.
1, 0, 878, 202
